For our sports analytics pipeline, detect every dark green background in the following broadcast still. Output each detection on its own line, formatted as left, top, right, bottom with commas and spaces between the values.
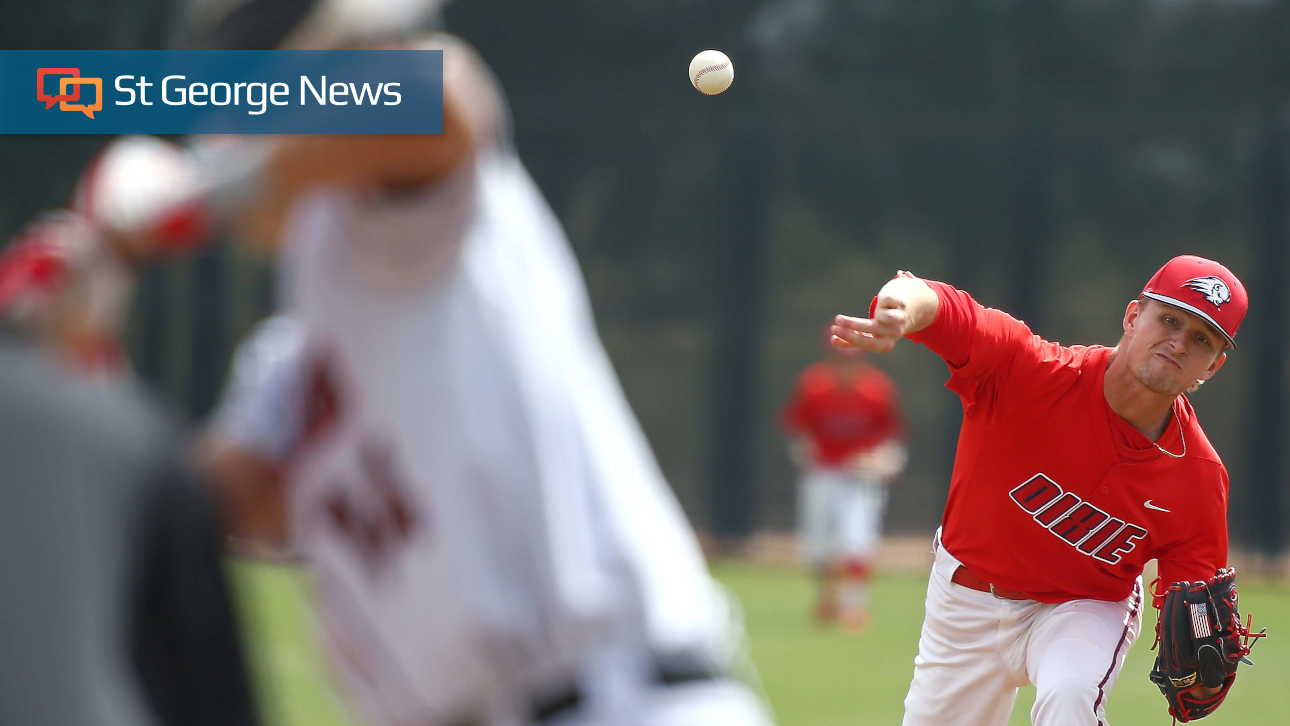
2, 0, 1286, 554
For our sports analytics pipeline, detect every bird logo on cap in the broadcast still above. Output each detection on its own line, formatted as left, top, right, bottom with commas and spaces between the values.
1184, 276, 1232, 308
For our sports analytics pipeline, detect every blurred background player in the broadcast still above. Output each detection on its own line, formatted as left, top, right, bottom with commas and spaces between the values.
0, 212, 133, 381
0, 214, 260, 726
781, 328, 906, 633
38, 2, 780, 725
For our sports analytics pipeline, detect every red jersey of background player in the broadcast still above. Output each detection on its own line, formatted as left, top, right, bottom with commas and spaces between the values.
907, 282, 1227, 605
781, 360, 904, 468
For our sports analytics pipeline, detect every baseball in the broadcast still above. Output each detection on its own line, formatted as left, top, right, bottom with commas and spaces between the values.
689, 50, 733, 95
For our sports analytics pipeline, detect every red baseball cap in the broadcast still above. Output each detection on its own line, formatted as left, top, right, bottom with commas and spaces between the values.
1140, 255, 1247, 350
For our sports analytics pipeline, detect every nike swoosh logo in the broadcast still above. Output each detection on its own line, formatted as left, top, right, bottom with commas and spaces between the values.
1144, 500, 1171, 513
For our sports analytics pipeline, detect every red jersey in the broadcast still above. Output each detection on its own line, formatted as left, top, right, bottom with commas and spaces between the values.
781, 362, 904, 466
905, 281, 1228, 605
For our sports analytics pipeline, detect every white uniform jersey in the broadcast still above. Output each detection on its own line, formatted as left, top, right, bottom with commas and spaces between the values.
279, 145, 735, 726
208, 314, 307, 462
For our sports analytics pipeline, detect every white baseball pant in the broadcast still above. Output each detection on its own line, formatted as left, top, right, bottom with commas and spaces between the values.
902, 530, 1143, 726
798, 468, 887, 566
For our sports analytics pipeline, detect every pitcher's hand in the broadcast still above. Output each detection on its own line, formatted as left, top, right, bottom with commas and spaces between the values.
831, 271, 920, 354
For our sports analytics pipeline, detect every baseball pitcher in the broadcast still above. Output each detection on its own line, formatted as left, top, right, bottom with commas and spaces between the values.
832, 262, 1264, 725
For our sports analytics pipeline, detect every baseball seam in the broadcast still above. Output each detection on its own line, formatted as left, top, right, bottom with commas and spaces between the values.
692, 62, 730, 92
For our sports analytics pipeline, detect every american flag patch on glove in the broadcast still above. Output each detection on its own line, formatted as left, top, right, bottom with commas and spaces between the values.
1191, 602, 1212, 638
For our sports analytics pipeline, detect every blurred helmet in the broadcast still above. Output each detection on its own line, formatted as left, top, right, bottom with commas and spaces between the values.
177, 0, 454, 50
0, 212, 120, 332
0, 226, 75, 321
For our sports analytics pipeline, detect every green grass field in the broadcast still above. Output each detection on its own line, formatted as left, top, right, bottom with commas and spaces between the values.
231, 559, 1290, 726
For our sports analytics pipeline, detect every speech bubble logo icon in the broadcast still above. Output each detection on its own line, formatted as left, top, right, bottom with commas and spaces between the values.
59, 77, 102, 119
37, 68, 80, 109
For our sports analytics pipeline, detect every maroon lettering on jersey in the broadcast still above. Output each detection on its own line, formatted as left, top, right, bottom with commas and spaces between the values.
360, 441, 419, 540
1034, 492, 1081, 527
325, 492, 357, 540
1007, 471, 1151, 568
302, 355, 342, 449
323, 439, 423, 581
1094, 523, 1148, 565
1009, 474, 1064, 513
1078, 518, 1126, 555
1050, 502, 1110, 546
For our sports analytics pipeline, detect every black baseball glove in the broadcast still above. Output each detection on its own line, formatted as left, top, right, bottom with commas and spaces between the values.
1148, 567, 1266, 723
